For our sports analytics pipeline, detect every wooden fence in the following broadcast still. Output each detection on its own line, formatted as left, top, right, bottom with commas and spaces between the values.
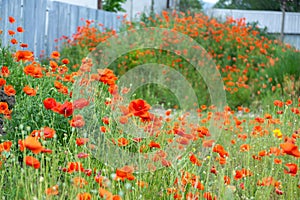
0, 0, 124, 57
206, 9, 300, 49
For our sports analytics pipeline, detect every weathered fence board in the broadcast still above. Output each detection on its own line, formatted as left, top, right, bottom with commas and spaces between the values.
0, 0, 123, 56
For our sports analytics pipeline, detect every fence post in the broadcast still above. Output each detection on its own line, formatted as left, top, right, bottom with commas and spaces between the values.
98, 0, 102, 9
280, 0, 286, 42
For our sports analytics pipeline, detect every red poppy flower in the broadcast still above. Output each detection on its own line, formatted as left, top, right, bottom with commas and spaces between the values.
4, 85, 16, 96
269, 147, 281, 156
43, 98, 57, 110
97, 68, 118, 86
0, 102, 9, 114
202, 139, 215, 148
24, 136, 43, 154
210, 166, 218, 174
45, 185, 59, 196
100, 126, 106, 133
101, 116, 110, 125
14, 50, 34, 62
18, 139, 25, 151
99, 188, 113, 199
42, 127, 56, 139
58, 101, 74, 117
274, 100, 284, 107
203, 192, 216, 200
285, 99, 293, 106
149, 141, 161, 148
51, 51, 60, 59
76, 138, 89, 146
20, 43, 28, 48
73, 98, 89, 109
73, 177, 88, 188
274, 158, 282, 164
128, 99, 151, 118
23, 85, 37, 96
77, 192, 92, 200
8, 16, 15, 23
257, 177, 281, 188
77, 152, 89, 159
213, 144, 229, 158
136, 180, 148, 188
234, 170, 243, 180
234, 168, 252, 180
115, 167, 135, 181
197, 126, 210, 137
25, 156, 40, 169
258, 150, 267, 157
61, 58, 69, 64
17, 26, 24, 32
224, 176, 230, 185
118, 137, 129, 147
70, 115, 85, 128
11, 38, 18, 45
240, 144, 250, 152
280, 142, 300, 157
161, 158, 172, 167
0, 78, 6, 87
0, 141, 12, 152
189, 153, 201, 166
275, 188, 284, 195
284, 163, 298, 176
49, 60, 58, 72
8, 30, 15, 35
65, 162, 84, 173
41, 148, 53, 154
23, 63, 44, 78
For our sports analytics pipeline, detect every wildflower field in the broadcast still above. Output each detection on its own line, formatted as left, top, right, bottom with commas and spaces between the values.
0, 11, 300, 200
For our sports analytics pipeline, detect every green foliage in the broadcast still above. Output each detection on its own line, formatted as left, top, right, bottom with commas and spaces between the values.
0, 44, 15, 68
179, 0, 204, 13
102, 0, 127, 12
246, 21, 276, 40
265, 48, 300, 96
214, 0, 300, 12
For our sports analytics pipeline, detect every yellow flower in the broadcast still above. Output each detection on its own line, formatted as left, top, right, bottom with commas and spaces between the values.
273, 129, 282, 139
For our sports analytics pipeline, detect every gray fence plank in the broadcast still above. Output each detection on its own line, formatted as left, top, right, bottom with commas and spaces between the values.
78, 5, 89, 24
35, 0, 47, 58
47, 1, 60, 54
88, 8, 97, 22
104, 11, 113, 30
1, 0, 9, 46
57, 2, 71, 51
69, 4, 79, 41
0, 0, 4, 45
96, 10, 106, 32
22, 0, 36, 54
116, 14, 124, 31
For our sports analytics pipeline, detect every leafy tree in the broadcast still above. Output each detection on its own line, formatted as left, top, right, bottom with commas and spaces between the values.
179, 0, 203, 13
214, 0, 300, 12
102, 0, 127, 12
